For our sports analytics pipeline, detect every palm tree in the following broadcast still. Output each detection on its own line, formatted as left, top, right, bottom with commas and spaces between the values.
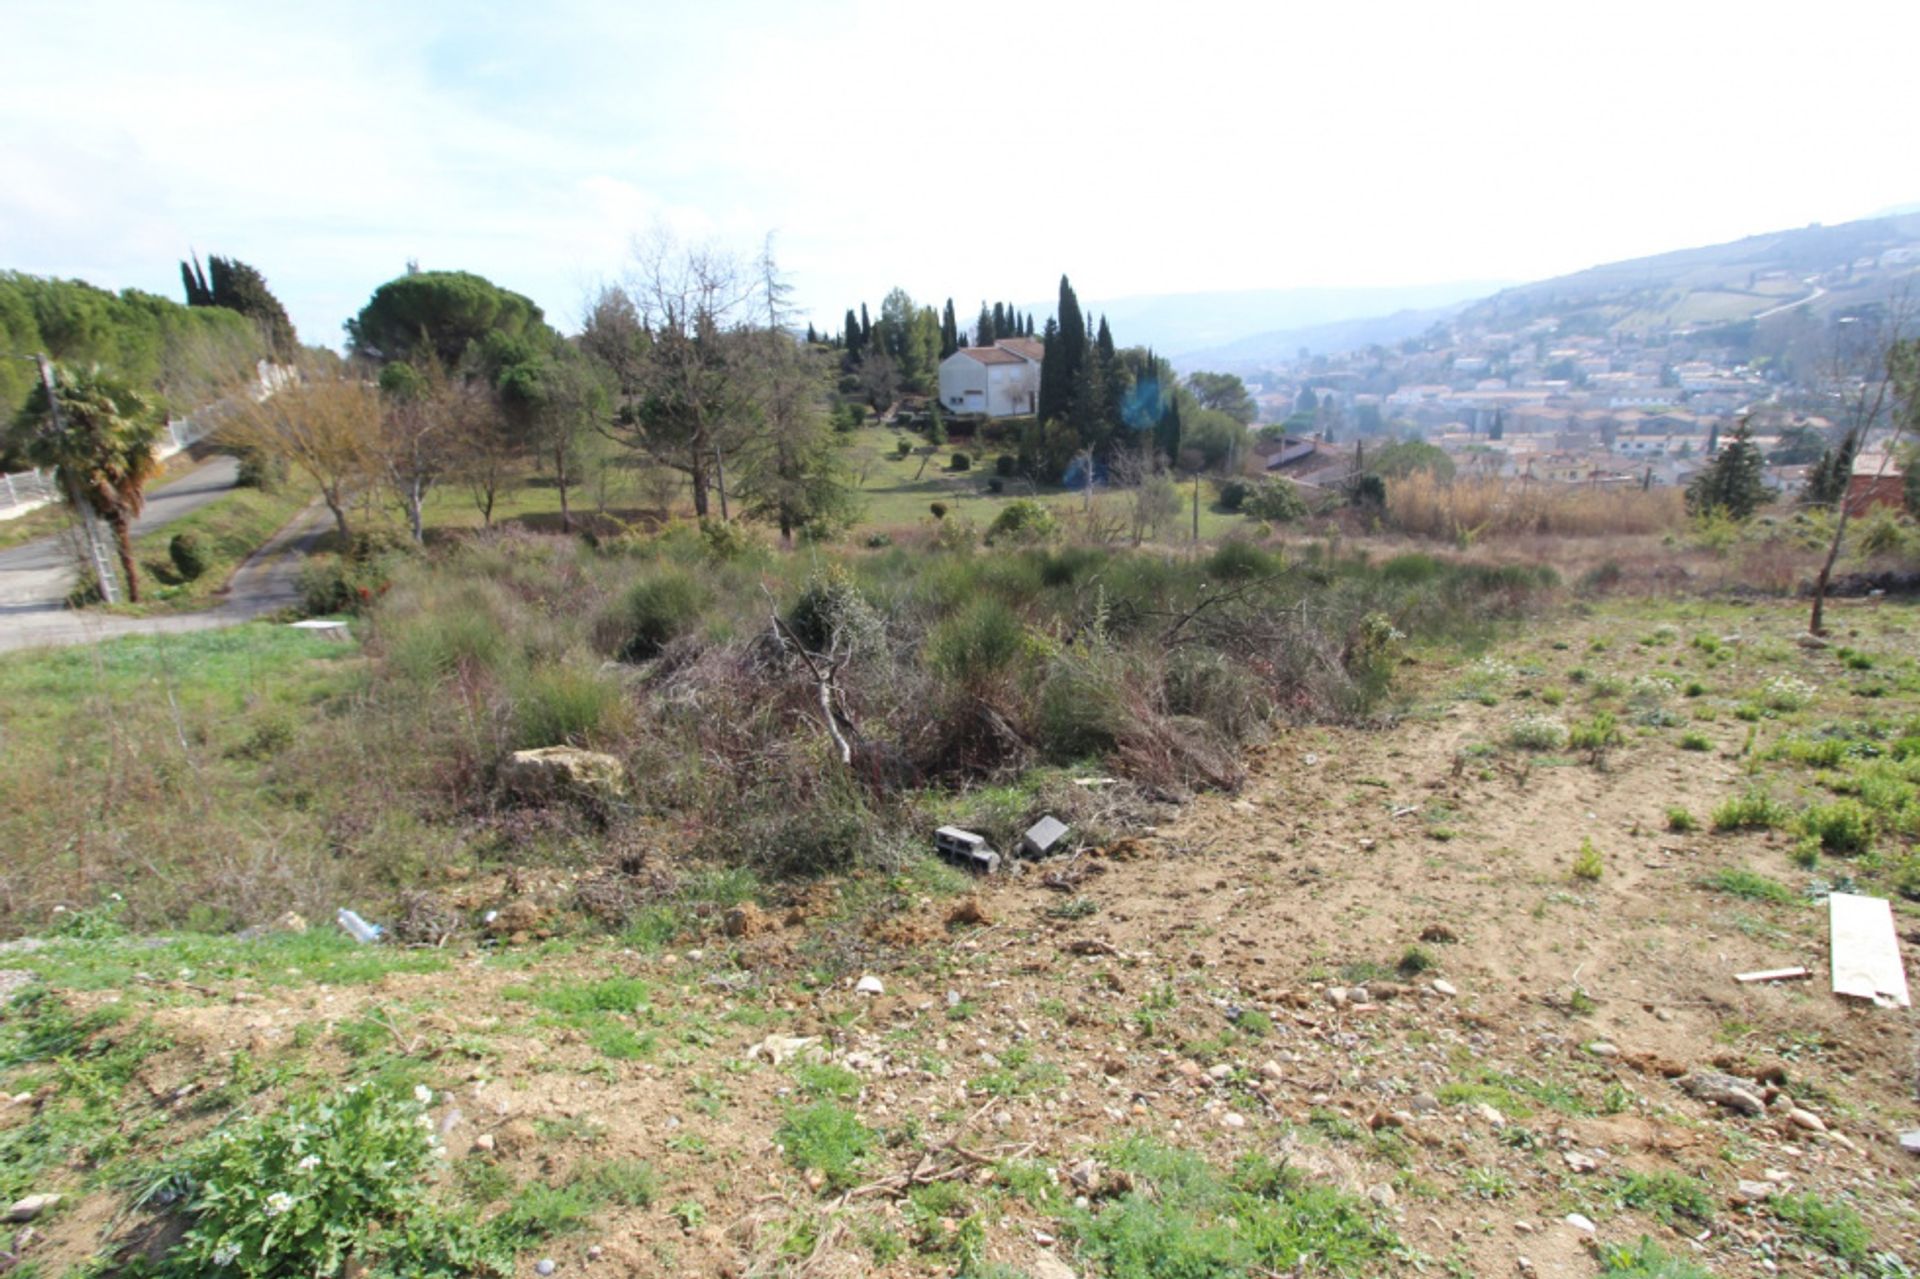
12, 363, 163, 602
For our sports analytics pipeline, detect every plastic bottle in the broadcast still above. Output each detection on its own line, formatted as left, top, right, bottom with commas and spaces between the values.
336, 908, 383, 944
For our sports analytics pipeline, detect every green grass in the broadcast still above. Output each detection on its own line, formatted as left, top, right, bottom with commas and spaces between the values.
1703, 867, 1796, 905
1614, 1169, 1715, 1225
1067, 1139, 1398, 1279
1666, 806, 1698, 833
777, 1101, 874, 1191
1769, 1191, 1871, 1265
1598, 1236, 1718, 1279
1710, 789, 1790, 832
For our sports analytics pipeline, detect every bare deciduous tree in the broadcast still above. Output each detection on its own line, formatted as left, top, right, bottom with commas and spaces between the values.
216, 361, 380, 541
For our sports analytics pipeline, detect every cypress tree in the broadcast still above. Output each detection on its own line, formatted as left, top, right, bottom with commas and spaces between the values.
180, 253, 213, 306
991, 303, 1006, 342
843, 308, 864, 362
1157, 392, 1182, 464
860, 303, 872, 344
1024, 312, 1035, 337
1037, 317, 1065, 424
975, 302, 993, 346
805, 322, 818, 345
940, 299, 958, 359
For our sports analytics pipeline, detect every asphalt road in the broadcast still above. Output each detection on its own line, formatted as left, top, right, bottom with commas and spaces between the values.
0, 456, 330, 653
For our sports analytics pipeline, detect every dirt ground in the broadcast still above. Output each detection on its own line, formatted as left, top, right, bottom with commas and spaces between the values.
5, 592, 1918, 1278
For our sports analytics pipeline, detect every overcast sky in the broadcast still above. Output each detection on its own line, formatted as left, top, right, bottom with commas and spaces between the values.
4, 0, 1916, 347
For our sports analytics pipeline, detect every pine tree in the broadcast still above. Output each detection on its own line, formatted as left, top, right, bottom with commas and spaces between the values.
805, 322, 818, 345
1687, 421, 1767, 519
181, 252, 297, 358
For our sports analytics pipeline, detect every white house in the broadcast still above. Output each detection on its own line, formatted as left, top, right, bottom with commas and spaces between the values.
937, 338, 1043, 418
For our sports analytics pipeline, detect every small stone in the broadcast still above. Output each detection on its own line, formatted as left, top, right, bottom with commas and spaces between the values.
1350, 986, 1371, 1004
1207, 1063, 1234, 1081
1431, 979, 1458, 998
1787, 1109, 1826, 1134
855, 975, 884, 995
1326, 987, 1349, 1008
1411, 1092, 1440, 1114
6, 1194, 60, 1222
1516, 1257, 1534, 1274
1474, 1102, 1508, 1128
1030, 1253, 1077, 1279
1221, 1112, 1246, 1129
1654, 1008, 1675, 1022
1564, 1213, 1597, 1234
1735, 1180, 1774, 1204
587, 1244, 604, 1260
1260, 1060, 1285, 1082
535, 1260, 556, 1277
1562, 1150, 1599, 1173
1586, 1041, 1619, 1058
473, 1132, 496, 1152
1901, 1129, 1920, 1156
1367, 1183, 1396, 1209
1514, 1220, 1534, 1234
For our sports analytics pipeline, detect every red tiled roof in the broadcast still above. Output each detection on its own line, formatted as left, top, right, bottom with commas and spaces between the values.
995, 338, 1044, 362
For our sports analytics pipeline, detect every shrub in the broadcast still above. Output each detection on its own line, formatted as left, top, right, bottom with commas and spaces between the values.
895, 437, 912, 458
950, 451, 970, 471
847, 403, 867, 427
1205, 539, 1277, 581
927, 597, 1026, 684
611, 572, 703, 661
1569, 710, 1622, 765
1216, 478, 1252, 512
1506, 714, 1569, 752
165, 1084, 499, 1278
231, 446, 287, 491
1598, 1236, 1716, 1279
512, 666, 619, 749
995, 453, 1017, 477
1769, 1191, 1871, 1265
929, 501, 948, 520
777, 1102, 873, 1192
1572, 837, 1604, 881
1800, 799, 1871, 855
1679, 731, 1711, 751
295, 554, 388, 616
985, 498, 1058, 545
986, 476, 1005, 494
169, 531, 211, 581
1242, 479, 1308, 523
1665, 806, 1697, 833
1615, 1169, 1715, 1225
1711, 788, 1789, 832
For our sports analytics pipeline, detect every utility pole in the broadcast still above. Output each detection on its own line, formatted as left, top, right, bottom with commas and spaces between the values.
34, 355, 119, 604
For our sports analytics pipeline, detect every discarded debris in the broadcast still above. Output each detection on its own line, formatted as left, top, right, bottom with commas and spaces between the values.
936, 826, 1001, 875
1678, 1072, 1766, 1117
1829, 892, 1910, 1008
854, 975, 884, 995
1021, 816, 1070, 857
335, 908, 383, 944
746, 1034, 823, 1066
1734, 966, 1810, 985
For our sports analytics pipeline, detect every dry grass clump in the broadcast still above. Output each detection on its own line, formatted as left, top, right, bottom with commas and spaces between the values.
1385, 473, 1685, 543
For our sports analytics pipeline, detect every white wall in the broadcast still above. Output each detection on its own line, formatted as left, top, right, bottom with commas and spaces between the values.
938, 352, 988, 415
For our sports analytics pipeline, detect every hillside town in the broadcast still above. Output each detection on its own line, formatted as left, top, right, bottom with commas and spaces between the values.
1241, 298, 1910, 505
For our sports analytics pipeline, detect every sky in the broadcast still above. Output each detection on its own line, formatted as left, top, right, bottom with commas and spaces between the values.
4, 0, 1918, 349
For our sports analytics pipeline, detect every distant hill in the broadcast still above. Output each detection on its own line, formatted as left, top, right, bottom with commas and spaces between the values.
1152, 211, 1920, 374
1454, 212, 1920, 338
1167, 301, 1477, 374
1069, 282, 1509, 363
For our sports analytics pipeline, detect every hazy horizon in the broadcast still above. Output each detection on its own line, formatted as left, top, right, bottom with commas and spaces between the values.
4, 0, 1917, 349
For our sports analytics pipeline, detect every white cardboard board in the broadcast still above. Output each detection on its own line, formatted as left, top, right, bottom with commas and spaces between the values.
1829, 892, 1910, 1009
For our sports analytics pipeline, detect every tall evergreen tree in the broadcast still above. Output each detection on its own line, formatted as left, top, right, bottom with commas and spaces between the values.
1687, 421, 1767, 519
975, 302, 993, 347
859, 303, 872, 345
843, 308, 864, 362
940, 298, 958, 359
1803, 427, 1860, 507
1156, 391, 1182, 464
1024, 312, 1035, 337
1037, 317, 1065, 424
991, 303, 1006, 342
181, 252, 298, 359
805, 322, 818, 345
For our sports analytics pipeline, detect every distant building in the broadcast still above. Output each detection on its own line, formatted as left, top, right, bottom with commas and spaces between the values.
937, 338, 1043, 418
1847, 452, 1907, 514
